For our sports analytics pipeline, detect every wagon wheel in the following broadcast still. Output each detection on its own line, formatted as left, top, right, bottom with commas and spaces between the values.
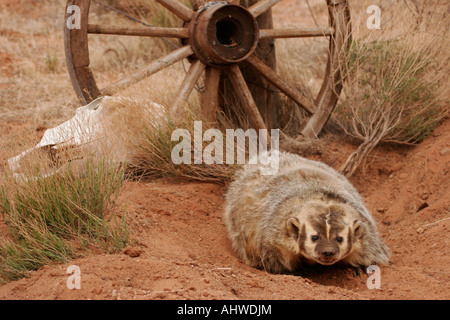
64, 0, 351, 138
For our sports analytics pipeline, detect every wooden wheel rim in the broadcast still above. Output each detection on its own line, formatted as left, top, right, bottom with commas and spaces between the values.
64, 0, 351, 138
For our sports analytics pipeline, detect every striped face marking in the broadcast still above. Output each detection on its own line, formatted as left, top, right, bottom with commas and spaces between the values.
294, 203, 357, 265
325, 210, 332, 240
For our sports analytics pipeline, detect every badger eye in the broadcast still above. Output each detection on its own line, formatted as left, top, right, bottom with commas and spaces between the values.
336, 236, 344, 243
311, 235, 319, 242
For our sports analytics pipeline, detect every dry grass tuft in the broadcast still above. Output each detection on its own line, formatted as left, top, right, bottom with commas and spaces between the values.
0, 157, 128, 282
100, 90, 239, 183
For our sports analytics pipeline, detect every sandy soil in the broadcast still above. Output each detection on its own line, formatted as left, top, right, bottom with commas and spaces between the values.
0, 0, 449, 300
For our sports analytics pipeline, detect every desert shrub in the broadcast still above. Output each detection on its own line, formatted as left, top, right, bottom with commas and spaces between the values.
337, 38, 446, 141
0, 158, 128, 282
333, 0, 449, 177
335, 36, 448, 176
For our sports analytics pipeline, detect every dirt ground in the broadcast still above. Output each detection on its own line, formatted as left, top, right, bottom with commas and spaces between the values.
0, 117, 449, 300
0, 0, 449, 300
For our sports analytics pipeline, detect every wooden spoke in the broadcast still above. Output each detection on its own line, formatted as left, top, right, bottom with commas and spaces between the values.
171, 59, 206, 113
225, 65, 267, 131
200, 67, 221, 123
259, 27, 335, 39
102, 45, 194, 95
154, 0, 194, 22
87, 24, 189, 38
248, 0, 281, 18
246, 55, 316, 115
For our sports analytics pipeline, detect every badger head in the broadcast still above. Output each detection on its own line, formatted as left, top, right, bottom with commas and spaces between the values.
286, 201, 364, 266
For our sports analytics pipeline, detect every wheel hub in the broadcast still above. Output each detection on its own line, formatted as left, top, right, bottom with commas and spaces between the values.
189, 1, 259, 67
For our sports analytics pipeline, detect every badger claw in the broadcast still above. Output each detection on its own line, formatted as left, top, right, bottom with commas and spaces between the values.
352, 266, 366, 282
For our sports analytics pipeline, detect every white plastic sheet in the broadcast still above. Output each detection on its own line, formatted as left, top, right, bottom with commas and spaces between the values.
8, 96, 164, 180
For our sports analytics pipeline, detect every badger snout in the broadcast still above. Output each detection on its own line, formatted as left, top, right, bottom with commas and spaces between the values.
315, 244, 339, 265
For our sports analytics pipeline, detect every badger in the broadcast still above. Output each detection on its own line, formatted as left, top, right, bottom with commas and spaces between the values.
223, 152, 390, 274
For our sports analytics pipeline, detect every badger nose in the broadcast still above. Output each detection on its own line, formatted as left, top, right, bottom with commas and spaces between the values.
322, 250, 335, 257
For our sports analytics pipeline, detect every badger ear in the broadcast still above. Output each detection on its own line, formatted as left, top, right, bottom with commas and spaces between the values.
352, 220, 364, 239
287, 217, 301, 241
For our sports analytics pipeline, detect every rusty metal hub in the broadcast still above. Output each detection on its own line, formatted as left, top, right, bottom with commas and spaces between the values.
189, 1, 259, 67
